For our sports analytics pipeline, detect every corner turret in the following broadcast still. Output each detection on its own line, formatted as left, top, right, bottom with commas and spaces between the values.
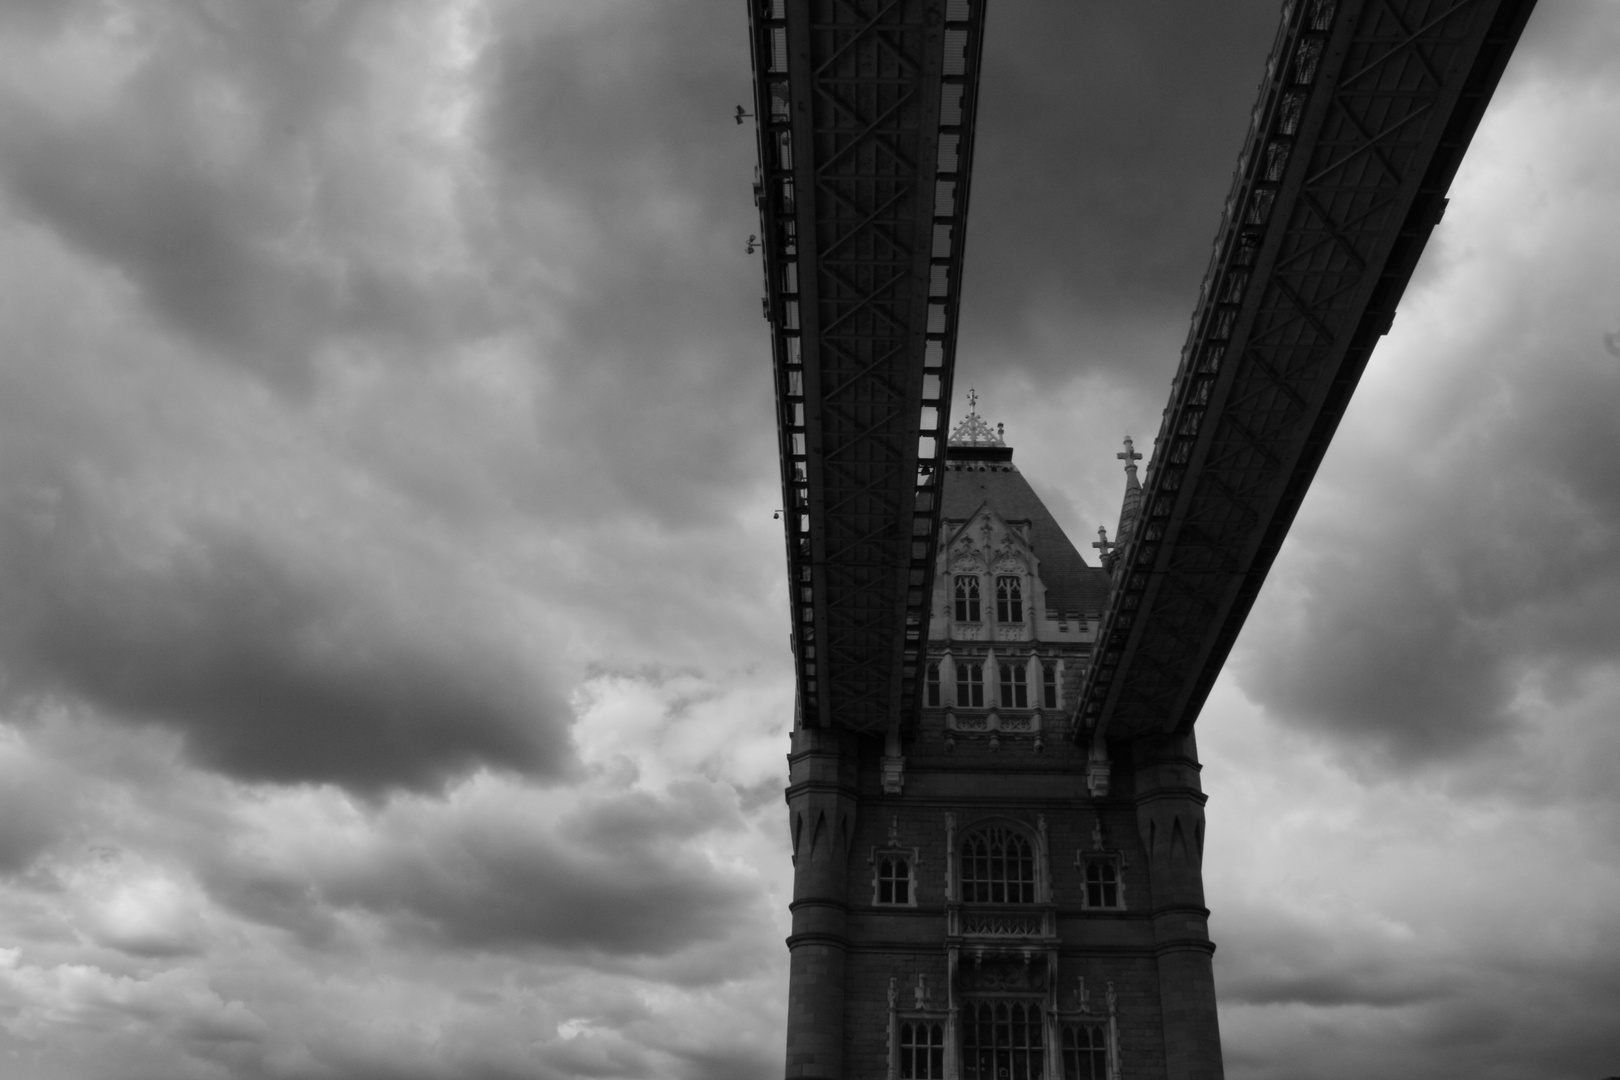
1095, 435, 1144, 576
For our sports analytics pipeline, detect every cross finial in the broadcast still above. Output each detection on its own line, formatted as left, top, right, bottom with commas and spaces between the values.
1117, 434, 1142, 470
1092, 525, 1113, 555
947, 390, 1006, 447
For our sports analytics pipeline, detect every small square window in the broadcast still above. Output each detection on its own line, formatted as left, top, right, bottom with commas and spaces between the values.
1078, 854, 1124, 910
871, 846, 919, 907
878, 858, 911, 904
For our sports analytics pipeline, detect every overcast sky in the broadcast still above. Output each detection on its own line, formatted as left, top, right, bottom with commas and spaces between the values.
0, 2, 1616, 1079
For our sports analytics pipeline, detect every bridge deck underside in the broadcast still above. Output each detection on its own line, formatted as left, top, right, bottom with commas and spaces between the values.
1079, 0, 1539, 740
750, 0, 986, 734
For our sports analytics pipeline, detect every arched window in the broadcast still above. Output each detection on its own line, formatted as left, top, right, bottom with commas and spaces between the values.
962, 1001, 1043, 1080
960, 825, 1036, 903
1061, 1022, 1108, 1080
899, 1021, 945, 1079
995, 575, 1023, 622
926, 660, 941, 707
954, 575, 981, 622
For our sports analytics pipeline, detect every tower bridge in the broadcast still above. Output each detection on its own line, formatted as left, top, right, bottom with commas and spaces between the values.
745, 2, 1538, 1078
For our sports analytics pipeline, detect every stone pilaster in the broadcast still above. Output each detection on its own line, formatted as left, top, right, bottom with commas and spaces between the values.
784, 727, 860, 1079
1133, 732, 1223, 1080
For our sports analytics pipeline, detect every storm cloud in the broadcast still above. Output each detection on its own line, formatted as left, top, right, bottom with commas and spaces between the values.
0, 2, 1615, 1079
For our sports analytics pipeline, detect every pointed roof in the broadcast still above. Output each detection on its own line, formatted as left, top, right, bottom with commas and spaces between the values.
946, 388, 1013, 462
948, 388, 1006, 447
1114, 434, 1144, 547
940, 405, 1111, 616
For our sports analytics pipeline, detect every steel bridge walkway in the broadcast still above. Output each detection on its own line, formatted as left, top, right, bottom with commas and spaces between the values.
747, 0, 1538, 743
1077, 0, 1538, 742
747, 0, 987, 736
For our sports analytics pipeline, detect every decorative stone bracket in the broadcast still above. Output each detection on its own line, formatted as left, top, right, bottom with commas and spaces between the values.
944, 711, 1046, 753
945, 710, 1043, 733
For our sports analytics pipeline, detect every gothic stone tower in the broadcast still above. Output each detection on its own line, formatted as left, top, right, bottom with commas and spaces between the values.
784, 405, 1223, 1080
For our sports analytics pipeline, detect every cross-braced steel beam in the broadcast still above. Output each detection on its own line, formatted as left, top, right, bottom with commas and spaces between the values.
1076, 0, 1538, 742
748, 0, 986, 735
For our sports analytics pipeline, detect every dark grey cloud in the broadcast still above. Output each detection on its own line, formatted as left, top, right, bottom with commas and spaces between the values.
957, 2, 1282, 379
0, 102, 333, 393
1235, 302, 1620, 769
0, 481, 572, 794
476, 3, 778, 528
668, 1044, 781, 1080
0, 2, 502, 398
0, 3, 1612, 1080
295, 782, 767, 963
0, 753, 70, 873
1213, 889, 1620, 1080
1218, 911, 1458, 1010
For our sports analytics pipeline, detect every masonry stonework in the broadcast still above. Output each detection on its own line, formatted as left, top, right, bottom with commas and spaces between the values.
782, 412, 1223, 1079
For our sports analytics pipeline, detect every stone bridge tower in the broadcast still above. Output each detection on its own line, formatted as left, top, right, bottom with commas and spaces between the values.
784, 403, 1223, 1080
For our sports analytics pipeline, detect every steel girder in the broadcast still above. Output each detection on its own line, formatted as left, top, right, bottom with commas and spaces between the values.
748, 0, 987, 734
1076, 0, 1538, 741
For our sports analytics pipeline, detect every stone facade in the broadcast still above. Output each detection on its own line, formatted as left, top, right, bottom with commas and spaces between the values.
783, 416, 1223, 1080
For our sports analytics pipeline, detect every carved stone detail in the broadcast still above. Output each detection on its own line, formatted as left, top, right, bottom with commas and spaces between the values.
960, 912, 1044, 937
958, 955, 1045, 991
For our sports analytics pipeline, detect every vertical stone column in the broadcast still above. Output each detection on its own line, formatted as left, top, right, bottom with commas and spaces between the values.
1133, 731, 1223, 1080
784, 727, 859, 1079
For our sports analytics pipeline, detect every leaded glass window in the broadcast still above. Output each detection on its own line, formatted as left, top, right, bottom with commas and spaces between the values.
962, 1000, 1044, 1080
1084, 857, 1120, 909
996, 575, 1023, 622
956, 661, 984, 708
899, 1021, 945, 1079
1061, 1023, 1108, 1080
877, 858, 911, 904
955, 575, 981, 622
1000, 663, 1028, 708
961, 826, 1036, 904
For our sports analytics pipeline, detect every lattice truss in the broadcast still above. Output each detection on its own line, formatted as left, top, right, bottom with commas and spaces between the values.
748, 0, 986, 734
1078, 0, 1538, 740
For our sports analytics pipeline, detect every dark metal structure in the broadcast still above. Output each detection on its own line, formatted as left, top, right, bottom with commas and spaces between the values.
1076, 0, 1539, 742
748, 0, 1538, 748
747, 0, 988, 735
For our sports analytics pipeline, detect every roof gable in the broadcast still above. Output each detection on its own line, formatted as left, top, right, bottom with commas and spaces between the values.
939, 462, 1110, 616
